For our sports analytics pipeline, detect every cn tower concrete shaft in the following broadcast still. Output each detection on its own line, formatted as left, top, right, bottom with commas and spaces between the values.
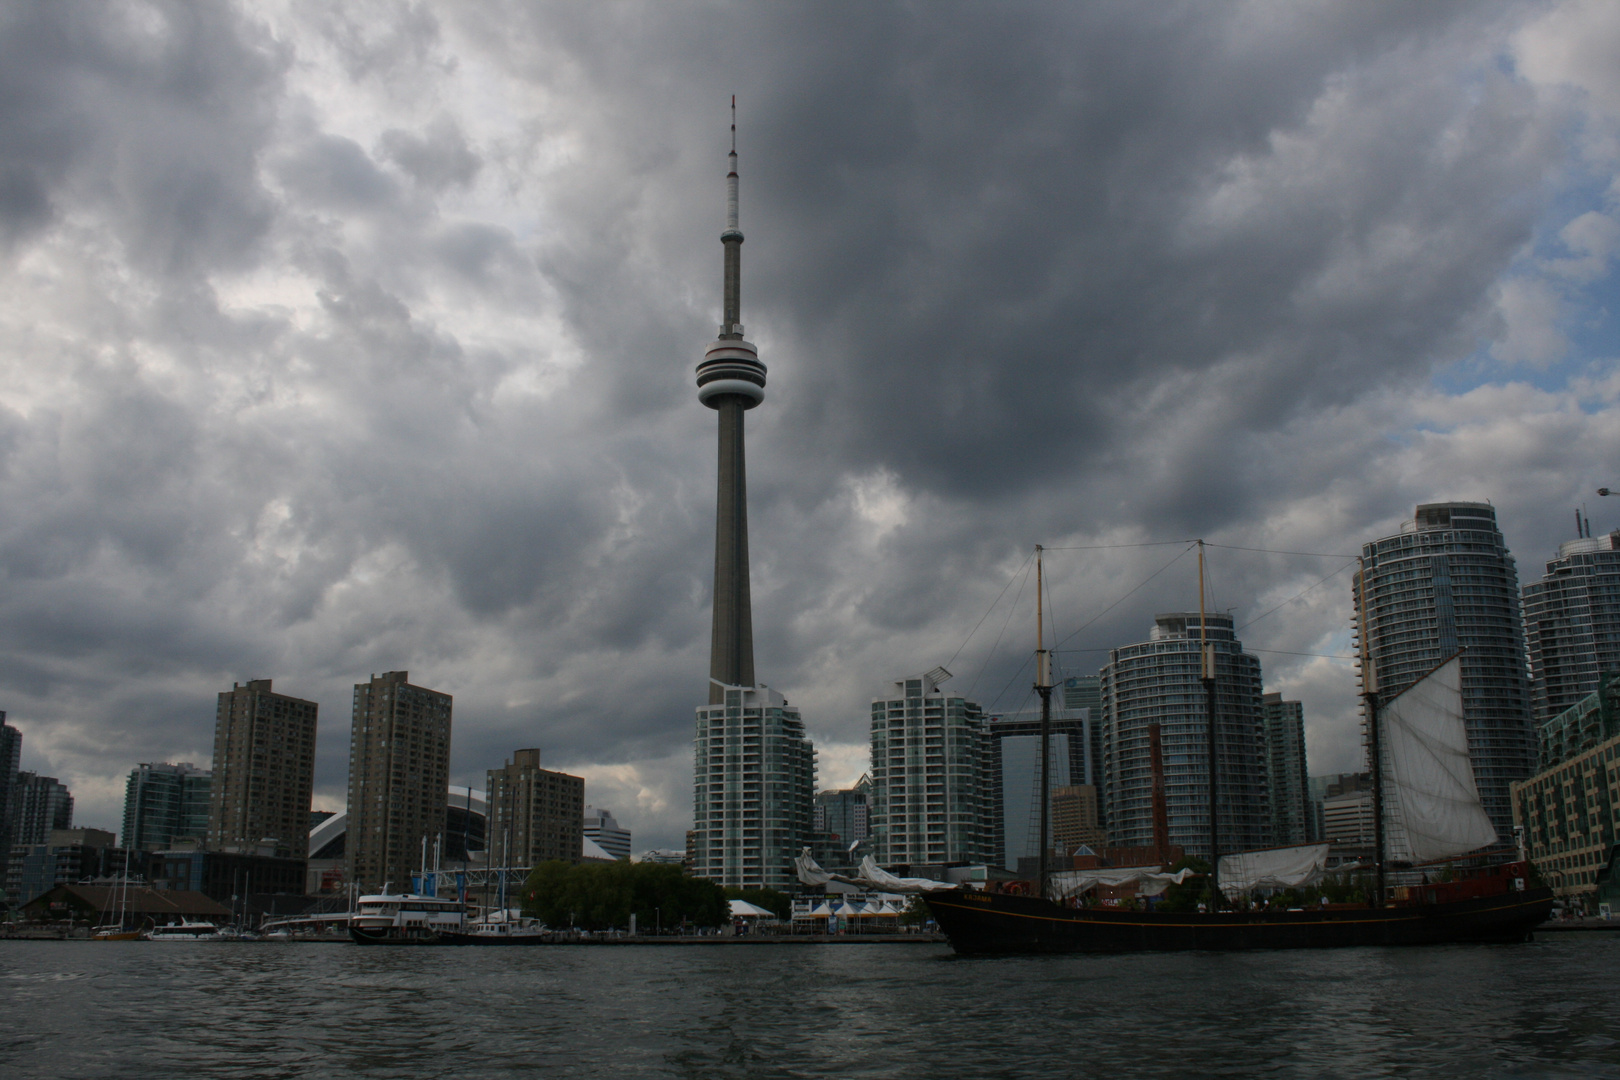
709, 396, 754, 702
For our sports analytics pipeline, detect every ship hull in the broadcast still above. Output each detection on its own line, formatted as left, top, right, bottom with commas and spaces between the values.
348, 925, 444, 946
925, 887, 1556, 955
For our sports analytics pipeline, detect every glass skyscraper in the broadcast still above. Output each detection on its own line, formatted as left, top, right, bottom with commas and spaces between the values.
693, 683, 815, 889
1354, 501, 1535, 845
1100, 612, 1271, 858
1260, 694, 1310, 846
121, 762, 211, 851
869, 670, 992, 868
1521, 531, 1620, 725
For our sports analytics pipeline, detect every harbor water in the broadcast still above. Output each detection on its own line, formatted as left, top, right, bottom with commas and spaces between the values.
4, 934, 1620, 1078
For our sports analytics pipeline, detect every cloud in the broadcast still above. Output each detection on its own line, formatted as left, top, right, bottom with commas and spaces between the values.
0, 2, 1614, 854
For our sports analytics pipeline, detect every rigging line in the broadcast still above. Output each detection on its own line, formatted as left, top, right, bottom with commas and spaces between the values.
1203, 543, 1359, 559
965, 557, 1033, 701
1246, 648, 1356, 660
986, 653, 1038, 717
947, 548, 1035, 674
1235, 561, 1357, 632
1049, 543, 1198, 654
1203, 541, 1218, 618
1041, 540, 1197, 550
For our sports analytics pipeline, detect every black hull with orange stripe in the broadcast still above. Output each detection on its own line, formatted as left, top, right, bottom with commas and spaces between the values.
924, 885, 1555, 955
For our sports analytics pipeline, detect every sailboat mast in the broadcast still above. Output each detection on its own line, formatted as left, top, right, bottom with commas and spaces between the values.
1035, 545, 1054, 897
1199, 540, 1220, 903
1358, 556, 1385, 907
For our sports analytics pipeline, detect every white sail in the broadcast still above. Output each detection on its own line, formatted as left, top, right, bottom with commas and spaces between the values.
1378, 655, 1498, 863
794, 848, 837, 887
856, 855, 955, 893
1218, 843, 1332, 897
1047, 865, 1197, 900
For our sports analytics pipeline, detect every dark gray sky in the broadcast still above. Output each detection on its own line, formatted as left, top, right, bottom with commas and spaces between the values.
2, 1, 1617, 852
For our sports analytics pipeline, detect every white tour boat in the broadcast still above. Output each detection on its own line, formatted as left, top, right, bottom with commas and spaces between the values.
347, 890, 467, 945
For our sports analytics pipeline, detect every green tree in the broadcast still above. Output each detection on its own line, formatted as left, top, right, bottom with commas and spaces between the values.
521, 861, 727, 931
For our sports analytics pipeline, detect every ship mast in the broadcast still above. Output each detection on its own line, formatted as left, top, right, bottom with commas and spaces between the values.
1358, 556, 1386, 907
1199, 540, 1220, 905
1035, 545, 1053, 898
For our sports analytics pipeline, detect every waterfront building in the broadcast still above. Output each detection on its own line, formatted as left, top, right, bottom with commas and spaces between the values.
693, 684, 816, 889
5, 828, 118, 907
10, 772, 72, 845
1051, 784, 1105, 854
1511, 674, 1620, 901
869, 670, 993, 868
582, 806, 630, 861
208, 679, 318, 854
1521, 530, 1620, 725
122, 762, 211, 852
345, 671, 453, 892
638, 849, 686, 865
1322, 791, 1376, 860
485, 750, 583, 867
1100, 612, 1271, 858
1307, 772, 1370, 845
1261, 694, 1311, 846
20, 883, 230, 927
1062, 675, 1106, 814
1354, 501, 1535, 844
989, 708, 1095, 871
813, 775, 871, 848
150, 845, 306, 904
0, 716, 18, 882
687, 113, 817, 890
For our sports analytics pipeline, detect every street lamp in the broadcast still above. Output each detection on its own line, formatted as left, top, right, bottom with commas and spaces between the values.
1599, 489, 1613, 496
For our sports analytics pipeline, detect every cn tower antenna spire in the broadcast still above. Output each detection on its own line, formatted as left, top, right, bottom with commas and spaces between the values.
696, 100, 766, 704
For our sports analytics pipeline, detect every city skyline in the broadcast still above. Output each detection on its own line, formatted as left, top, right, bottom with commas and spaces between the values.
0, 4, 1618, 854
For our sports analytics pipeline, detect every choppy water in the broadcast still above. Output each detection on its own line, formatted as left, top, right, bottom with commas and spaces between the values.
3, 935, 1620, 1079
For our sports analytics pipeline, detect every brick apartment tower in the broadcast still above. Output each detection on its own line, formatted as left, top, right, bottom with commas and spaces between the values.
485, 749, 584, 868
345, 671, 452, 892
207, 679, 317, 854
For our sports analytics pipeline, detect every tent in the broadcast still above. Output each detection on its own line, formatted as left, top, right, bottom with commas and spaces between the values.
728, 899, 777, 918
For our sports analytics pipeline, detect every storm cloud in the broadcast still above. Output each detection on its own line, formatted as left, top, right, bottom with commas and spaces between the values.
1, 1, 1617, 850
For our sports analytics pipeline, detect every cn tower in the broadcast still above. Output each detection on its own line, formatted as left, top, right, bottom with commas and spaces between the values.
696, 99, 766, 705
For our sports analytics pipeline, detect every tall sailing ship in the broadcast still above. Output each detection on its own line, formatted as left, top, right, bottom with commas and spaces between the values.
918, 546, 1554, 954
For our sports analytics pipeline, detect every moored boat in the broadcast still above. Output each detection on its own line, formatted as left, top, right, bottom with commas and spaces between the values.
145, 919, 226, 941
926, 862, 1551, 953
347, 891, 467, 945
437, 916, 555, 946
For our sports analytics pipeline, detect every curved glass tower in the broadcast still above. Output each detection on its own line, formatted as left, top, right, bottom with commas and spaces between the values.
1353, 502, 1534, 847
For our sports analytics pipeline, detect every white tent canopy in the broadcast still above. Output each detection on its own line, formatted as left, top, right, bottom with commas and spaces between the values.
728, 899, 777, 918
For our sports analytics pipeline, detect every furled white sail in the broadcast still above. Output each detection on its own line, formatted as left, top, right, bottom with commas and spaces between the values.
1218, 843, 1333, 897
794, 848, 837, 887
794, 848, 956, 893
1379, 655, 1498, 863
1046, 865, 1197, 900
856, 855, 955, 893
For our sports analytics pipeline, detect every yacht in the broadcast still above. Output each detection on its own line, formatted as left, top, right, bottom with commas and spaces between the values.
348, 891, 467, 945
145, 919, 225, 941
